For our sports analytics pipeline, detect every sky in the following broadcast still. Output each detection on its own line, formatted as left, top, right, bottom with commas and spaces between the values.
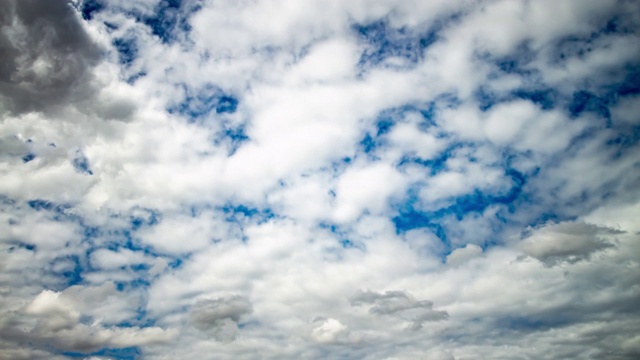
0, 0, 639, 359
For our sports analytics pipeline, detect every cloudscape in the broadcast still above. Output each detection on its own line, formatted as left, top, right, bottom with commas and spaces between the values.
1, 0, 639, 359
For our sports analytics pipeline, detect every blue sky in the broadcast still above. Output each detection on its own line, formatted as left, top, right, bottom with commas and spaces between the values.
1, 0, 640, 359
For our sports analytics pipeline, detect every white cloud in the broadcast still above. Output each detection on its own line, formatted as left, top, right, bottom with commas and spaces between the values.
333, 161, 406, 223
1, 0, 639, 358
310, 317, 349, 344
446, 244, 483, 266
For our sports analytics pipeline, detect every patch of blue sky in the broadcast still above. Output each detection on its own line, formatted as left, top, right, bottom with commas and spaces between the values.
568, 90, 611, 120
355, 20, 426, 65
546, 19, 640, 121
143, 0, 203, 44
551, 13, 637, 65
81, 0, 200, 44
27, 199, 58, 211
144, 0, 184, 43
115, 278, 151, 292
218, 125, 249, 155
383, 99, 459, 132
359, 133, 378, 154
238, 319, 261, 330
113, 37, 137, 66
422, 93, 461, 122
80, 0, 104, 21
478, 41, 582, 113
397, 142, 465, 175
216, 95, 239, 113
129, 263, 152, 272
353, 14, 456, 69
49, 254, 84, 287
83, 223, 156, 259
373, 105, 418, 136
222, 203, 275, 225
169, 257, 183, 269
104, 21, 119, 31
62, 346, 140, 360
6, 242, 37, 252
130, 208, 161, 230
125, 70, 147, 84
82, 225, 101, 243
309, 158, 351, 179
27, 199, 83, 223
340, 239, 361, 249
488, 40, 538, 76
551, 35, 597, 64
565, 66, 640, 127
168, 83, 239, 120
398, 155, 444, 176
616, 66, 640, 97
22, 153, 35, 163
110, 230, 153, 255
491, 316, 566, 333
475, 81, 558, 112
511, 88, 558, 110
116, 311, 158, 329
318, 222, 365, 251
392, 209, 448, 245
607, 126, 640, 158
72, 151, 93, 175
392, 168, 527, 249
358, 102, 452, 157
22, 199, 107, 254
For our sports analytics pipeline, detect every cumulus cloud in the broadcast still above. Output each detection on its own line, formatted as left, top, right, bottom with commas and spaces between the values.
520, 221, 620, 265
1, 0, 640, 358
189, 296, 253, 342
351, 290, 448, 330
310, 317, 349, 344
0, 284, 175, 355
446, 244, 483, 266
0, 0, 101, 115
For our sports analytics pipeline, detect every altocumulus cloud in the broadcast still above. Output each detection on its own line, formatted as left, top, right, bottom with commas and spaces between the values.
1, 0, 639, 359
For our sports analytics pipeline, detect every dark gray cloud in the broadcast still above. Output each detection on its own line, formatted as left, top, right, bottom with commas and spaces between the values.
0, 0, 100, 115
190, 295, 253, 341
351, 290, 448, 330
520, 222, 622, 266
0, 285, 174, 356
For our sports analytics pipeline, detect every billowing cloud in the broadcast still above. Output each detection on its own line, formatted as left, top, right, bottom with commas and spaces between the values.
1, 0, 639, 358
520, 221, 620, 265
190, 295, 253, 341
0, 283, 175, 357
0, 0, 105, 116
351, 289, 448, 330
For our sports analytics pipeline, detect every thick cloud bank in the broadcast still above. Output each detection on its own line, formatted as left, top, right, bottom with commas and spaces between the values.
1, 0, 639, 359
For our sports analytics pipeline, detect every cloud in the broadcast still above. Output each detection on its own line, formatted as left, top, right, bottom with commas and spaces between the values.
189, 295, 253, 342
519, 221, 620, 265
310, 317, 349, 344
2, 0, 640, 358
446, 243, 482, 266
0, 284, 175, 355
0, 0, 100, 115
351, 289, 448, 330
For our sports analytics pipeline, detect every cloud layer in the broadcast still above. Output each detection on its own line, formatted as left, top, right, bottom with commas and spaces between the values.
1, 0, 639, 359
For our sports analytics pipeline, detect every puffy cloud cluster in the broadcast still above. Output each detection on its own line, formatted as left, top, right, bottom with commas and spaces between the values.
350, 290, 448, 330
190, 296, 253, 341
1, 0, 639, 358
